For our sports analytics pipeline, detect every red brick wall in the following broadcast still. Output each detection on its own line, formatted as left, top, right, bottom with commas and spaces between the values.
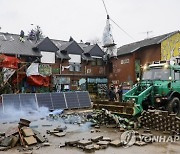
109, 44, 161, 85
135, 44, 161, 66
85, 62, 106, 77
108, 54, 135, 86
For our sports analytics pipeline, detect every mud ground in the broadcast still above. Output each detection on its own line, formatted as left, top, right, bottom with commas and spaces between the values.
0, 109, 180, 154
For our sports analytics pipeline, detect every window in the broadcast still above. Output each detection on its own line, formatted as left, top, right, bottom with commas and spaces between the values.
174, 70, 180, 80
97, 59, 103, 66
142, 68, 170, 80
91, 60, 96, 66
74, 65, 81, 72
69, 63, 81, 72
69, 65, 74, 72
91, 58, 103, 66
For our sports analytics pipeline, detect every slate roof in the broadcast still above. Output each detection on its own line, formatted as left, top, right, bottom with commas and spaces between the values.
82, 45, 95, 53
80, 43, 105, 58
52, 39, 85, 59
35, 37, 59, 52
51, 39, 68, 49
56, 50, 71, 60
86, 44, 105, 57
58, 40, 84, 55
51, 39, 105, 59
82, 53, 94, 61
0, 32, 41, 57
59, 41, 73, 51
117, 31, 179, 56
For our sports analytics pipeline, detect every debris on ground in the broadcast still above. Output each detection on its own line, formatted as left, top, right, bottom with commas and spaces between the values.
0, 118, 47, 151
87, 109, 139, 130
139, 109, 180, 135
1, 108, 179, 153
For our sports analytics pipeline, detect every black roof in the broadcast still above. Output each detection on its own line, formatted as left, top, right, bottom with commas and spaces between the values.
117, 31, 179, 56
56, 50, 71, 60
35, 37, 59, 52
58, 40, 84, 55
0, 32, 41, 57
51, 39, 68, 49
84, 44, 105, 57
82, 53, 94, 61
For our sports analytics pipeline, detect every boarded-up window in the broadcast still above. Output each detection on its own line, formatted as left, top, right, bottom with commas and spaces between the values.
69, 54, 81, 63
41, 51, 55, 63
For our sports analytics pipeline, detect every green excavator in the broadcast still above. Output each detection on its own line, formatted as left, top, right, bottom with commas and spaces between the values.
94, 60, 180, 117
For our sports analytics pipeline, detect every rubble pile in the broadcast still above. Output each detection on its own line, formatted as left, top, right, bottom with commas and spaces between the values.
64, 136, 124, 152
1, 108, 179, 152
62, 130, 156, 152
61, 113, 88, 125
89, 109, 139, 130
0, 118, 47, 152
46, 125, 67, 137
48, 109, 139, 130
139, 110, 180, 135
46, 109, 139, 130
48, 111, 91, 125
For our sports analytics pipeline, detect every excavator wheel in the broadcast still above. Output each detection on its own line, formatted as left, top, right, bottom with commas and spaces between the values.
142, 100, 150, 111
167, 97, 180, 117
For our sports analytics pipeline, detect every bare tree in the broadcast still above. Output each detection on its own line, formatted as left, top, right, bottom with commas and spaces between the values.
27, 25, 45, 42
88, 37, 102, 46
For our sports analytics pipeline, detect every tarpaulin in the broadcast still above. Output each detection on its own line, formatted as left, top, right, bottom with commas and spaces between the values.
26, 63, 39, 77
26, 63, 50, 87
102, 18, 114, 47
0, 54, 20, 69
102, 18, 117, 57
12, 74, 26, 84
27, 75, 50, 87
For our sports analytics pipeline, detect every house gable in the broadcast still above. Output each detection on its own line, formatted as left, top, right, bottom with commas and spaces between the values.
36, 37, 59, 52
65, 41, 84, 55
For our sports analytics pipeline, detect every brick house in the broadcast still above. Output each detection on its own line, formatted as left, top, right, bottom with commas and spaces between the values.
0, 32, 107, 97
0, 30, 179, 97
108, 31, 180, 88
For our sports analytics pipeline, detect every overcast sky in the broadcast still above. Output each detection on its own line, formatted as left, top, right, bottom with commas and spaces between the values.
0, 0, 180, 47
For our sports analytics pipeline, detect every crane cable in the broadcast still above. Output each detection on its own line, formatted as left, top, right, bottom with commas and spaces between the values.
101, 0, 135, 41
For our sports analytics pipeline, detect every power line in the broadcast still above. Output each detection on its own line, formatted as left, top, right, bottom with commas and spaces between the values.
110, 19, 135, 41
102, 0, 109, 16
101, 0, 135, 41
